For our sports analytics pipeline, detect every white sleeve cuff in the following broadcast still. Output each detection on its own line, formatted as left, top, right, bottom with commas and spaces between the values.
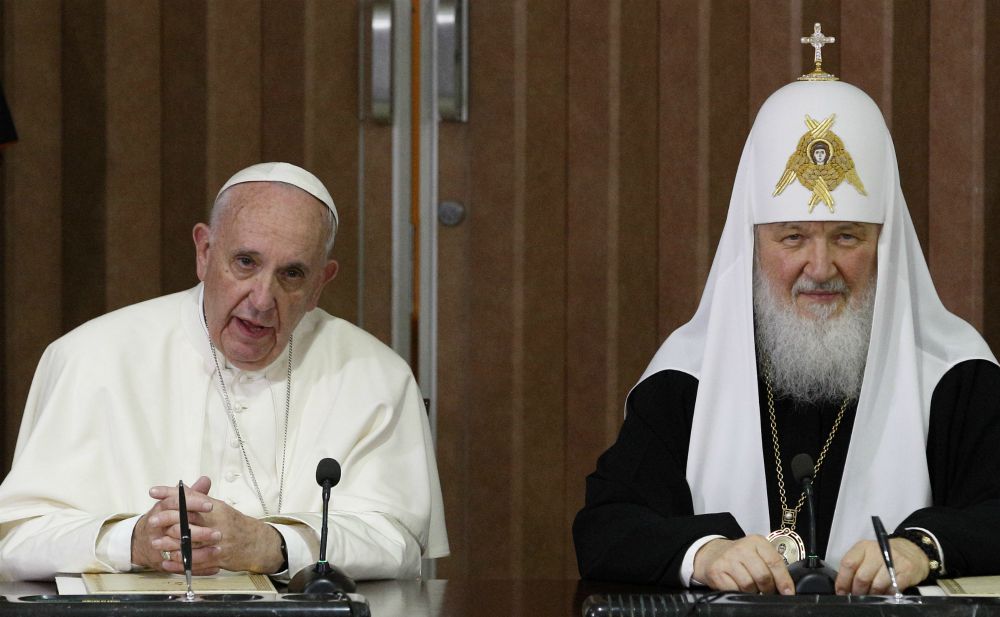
269, 522, 318, 581
680, 535, 726, 587
96, 515, 141, 572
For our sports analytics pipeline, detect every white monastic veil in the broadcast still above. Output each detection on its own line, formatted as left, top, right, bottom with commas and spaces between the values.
639, 80, 996, 567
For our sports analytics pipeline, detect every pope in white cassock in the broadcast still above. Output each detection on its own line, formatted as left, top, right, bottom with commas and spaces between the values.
0, 163, 448, 581
574, 53, 1000, 593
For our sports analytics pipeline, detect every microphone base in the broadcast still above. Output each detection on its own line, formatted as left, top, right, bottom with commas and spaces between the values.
789, 559, 837, 594
287, 562, 357, 594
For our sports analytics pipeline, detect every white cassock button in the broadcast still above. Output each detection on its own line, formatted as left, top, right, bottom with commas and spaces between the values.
225, 471, 240, 482
230, 439, 240, 448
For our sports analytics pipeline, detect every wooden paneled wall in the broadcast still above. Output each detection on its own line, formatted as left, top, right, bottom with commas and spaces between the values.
0, 0, 376, 469
435, 0, 999, 580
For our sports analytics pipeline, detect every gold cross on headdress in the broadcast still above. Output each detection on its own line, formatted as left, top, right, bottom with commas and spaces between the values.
798, 23, 838, 81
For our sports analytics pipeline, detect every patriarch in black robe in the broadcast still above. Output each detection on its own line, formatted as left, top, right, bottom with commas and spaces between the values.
573, 74, 1000, 595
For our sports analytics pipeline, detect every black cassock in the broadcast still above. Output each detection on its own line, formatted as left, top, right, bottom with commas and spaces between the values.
573, 359, 1000, 586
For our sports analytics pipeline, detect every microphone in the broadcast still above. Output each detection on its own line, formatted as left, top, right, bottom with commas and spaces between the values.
288, 458, 357, 594
791, 454, 819, 568
787, 453, 837, 594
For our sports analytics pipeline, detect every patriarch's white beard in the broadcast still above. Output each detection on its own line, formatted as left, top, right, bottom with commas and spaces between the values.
753, 262, 875, 404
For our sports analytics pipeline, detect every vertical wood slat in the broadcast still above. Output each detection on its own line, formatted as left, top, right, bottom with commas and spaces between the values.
890, 2, 930, 250
928, 0, 985, 328
659, 0, 708, 340
707, 4, 749, 250
840, 0, 891, 116
522, 0, 568, 580
0, 0, 5, 471
161, 0, 207, 292
591, 0, 661, 581
359, 125, 393, 343
3, 0, 63, 469
305, 0, 361, 323
985, 1, 1000, 352
434, 119, 471, 579
453, 0, 518, 579
589, 0, 659, 538
748, 0, 800, 119
434, 118, 471, 579
261, 0, 305, 165
61, 1, 106, 331
603, 0, 621, 443
105, 0, 161, 310
355, 0, 394, 346
509, 0, 527, 576
206, 0, 262, 202
614, 0, 660, 374
565, 0, 611, 574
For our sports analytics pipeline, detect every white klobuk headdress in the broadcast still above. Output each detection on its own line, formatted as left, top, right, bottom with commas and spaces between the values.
639, 77, 996, 566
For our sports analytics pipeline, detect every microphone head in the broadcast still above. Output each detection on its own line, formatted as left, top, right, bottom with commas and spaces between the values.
316, 458, 342, 487
791, 453, 815, 484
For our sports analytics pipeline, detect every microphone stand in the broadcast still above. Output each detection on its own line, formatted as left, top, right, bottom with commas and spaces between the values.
788, 474, 837, 594
288, 462, 356, 594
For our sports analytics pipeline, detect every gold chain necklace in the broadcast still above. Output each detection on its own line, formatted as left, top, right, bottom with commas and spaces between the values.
763, 367, 849, 564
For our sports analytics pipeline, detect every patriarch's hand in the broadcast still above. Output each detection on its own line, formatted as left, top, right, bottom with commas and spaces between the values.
693, 535, 796, 595
835, 538, 930, 595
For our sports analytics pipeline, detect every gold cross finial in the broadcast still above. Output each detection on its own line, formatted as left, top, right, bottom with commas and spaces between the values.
798, 23, 838, 81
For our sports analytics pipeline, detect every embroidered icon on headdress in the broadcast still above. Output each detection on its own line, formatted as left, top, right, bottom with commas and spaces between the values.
772, 114, 866, 213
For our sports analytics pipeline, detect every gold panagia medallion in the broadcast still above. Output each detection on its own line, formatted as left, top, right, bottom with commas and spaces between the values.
772, 114, 866, 213
767, 528, 806, 565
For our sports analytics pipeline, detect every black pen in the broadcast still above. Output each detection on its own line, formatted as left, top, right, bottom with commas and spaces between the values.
178, 480, 195, 601
872, 515, 903, 599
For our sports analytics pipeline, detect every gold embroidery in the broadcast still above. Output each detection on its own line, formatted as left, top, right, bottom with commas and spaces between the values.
772, 114, 866, 213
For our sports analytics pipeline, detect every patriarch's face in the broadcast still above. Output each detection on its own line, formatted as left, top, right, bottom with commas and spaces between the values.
755, 221, 879, 321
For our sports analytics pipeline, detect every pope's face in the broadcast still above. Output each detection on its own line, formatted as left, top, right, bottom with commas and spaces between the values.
756, 221, 879, 320
193, 182, 339, 370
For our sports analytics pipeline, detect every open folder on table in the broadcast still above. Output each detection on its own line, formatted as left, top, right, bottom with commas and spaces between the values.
79, 572, 277, 597
937, 576, 1000, 596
